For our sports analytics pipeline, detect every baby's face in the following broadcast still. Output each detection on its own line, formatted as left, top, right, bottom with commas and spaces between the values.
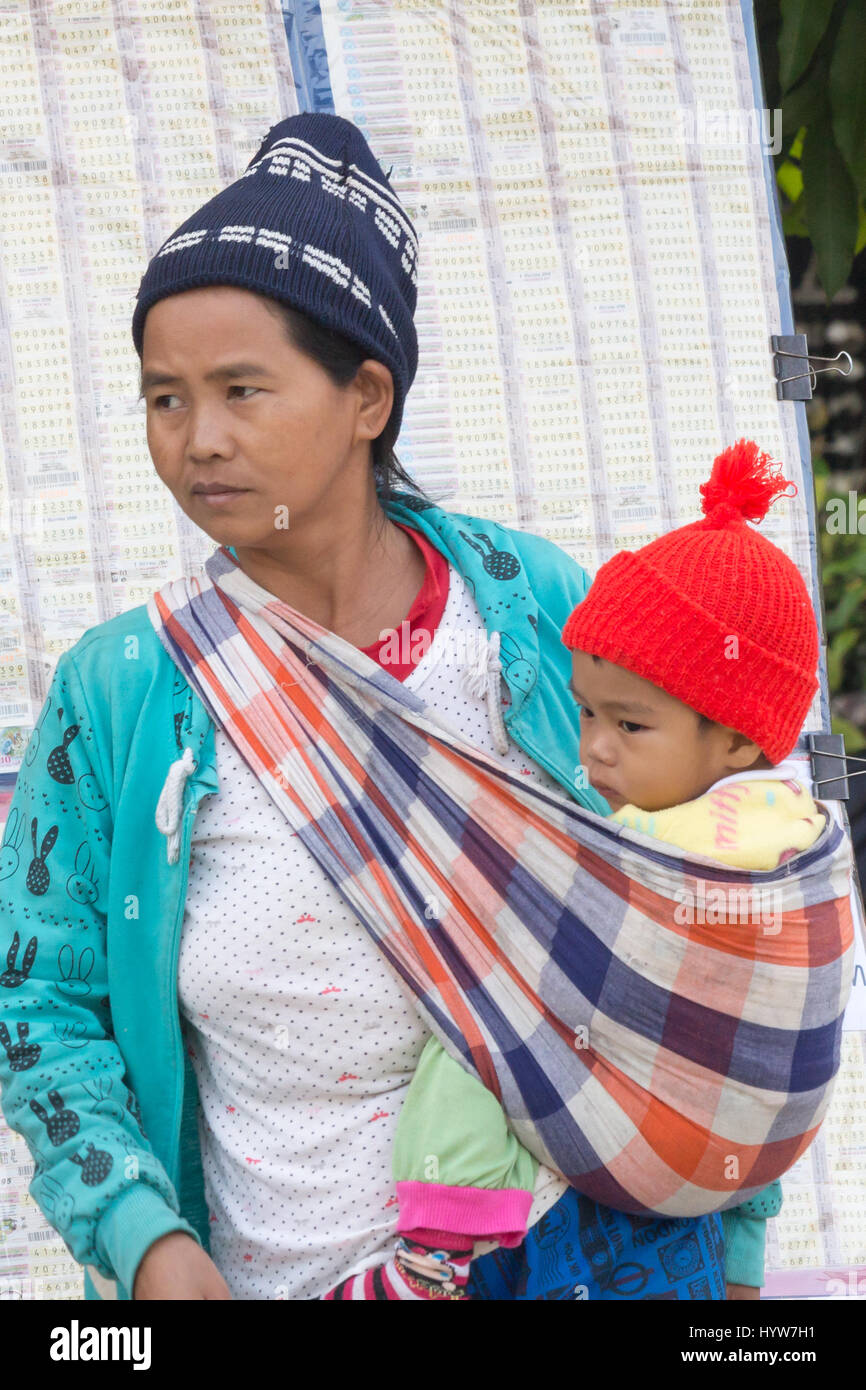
569, 650, 762, 813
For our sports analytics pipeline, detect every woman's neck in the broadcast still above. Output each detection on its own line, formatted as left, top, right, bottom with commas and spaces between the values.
231, 501, 428, 647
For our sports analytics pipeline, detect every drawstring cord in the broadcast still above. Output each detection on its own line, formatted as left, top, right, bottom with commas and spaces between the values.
464, 630, 509, 756
155, 745, 196, 864
156, 629, 509, 857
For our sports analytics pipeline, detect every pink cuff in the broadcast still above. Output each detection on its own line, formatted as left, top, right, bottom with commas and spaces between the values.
396, 1181, 533, 1249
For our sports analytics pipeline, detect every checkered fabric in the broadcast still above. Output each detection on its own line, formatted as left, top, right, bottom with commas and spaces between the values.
147, 544, 856, 1218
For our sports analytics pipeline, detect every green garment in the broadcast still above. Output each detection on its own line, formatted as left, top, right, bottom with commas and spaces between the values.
394, 1036, 782, 1286
393, 1037, 537, 1193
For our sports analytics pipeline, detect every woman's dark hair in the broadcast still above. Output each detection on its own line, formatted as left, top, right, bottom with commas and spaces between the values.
263, 298, 437, 510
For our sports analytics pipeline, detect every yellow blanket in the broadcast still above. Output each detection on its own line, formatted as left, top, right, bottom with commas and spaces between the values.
610, 775, 827, 869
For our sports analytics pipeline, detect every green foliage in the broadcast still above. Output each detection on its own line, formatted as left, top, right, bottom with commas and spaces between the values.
832, 713, 866, 754
757, 0, 866, 299
814, 458, 866, 750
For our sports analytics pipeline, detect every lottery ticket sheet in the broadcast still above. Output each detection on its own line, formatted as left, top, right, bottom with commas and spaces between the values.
0, 0, 863, 1300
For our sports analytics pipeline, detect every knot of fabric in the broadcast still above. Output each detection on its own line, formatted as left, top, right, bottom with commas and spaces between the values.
155, 745, 197, 864
464, 629, 509, 756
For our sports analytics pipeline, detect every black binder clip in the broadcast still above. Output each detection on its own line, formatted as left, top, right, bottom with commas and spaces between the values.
771, 334, 853, 401
806, 732, 866, 800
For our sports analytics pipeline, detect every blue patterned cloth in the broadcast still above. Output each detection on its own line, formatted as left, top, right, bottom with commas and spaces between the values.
467, 1189, 726, 1301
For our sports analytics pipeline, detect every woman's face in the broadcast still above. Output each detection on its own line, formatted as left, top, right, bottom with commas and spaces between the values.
139, 285, 393, 550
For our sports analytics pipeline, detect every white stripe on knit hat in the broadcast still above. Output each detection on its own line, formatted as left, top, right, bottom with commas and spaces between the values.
239, 154, 417, 281
156, 227, 207, 257
217, 225, 256, 242
254, 229, 293, 255
378, 304, 399, 339
153, 223, 396, 338
248, 135, 418, 252
301, 243, 352, 287
260, 133, 414, 225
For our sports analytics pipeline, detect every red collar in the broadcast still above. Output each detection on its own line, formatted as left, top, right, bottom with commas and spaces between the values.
359, 522, 450, 679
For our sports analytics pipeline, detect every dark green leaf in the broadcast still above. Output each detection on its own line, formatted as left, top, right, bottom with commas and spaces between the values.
801, 115, 860, 298
829, 4, 866, 195
781, 192, 809, 236
779, 0, 839, 91
780, 57, 830, 151
755, 0, 783, 108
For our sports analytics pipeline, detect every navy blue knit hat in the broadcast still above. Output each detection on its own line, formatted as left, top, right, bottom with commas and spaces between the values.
131, 112, 419, 436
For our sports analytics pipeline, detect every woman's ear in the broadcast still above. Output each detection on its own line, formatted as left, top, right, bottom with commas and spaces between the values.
353, 360, 394, 442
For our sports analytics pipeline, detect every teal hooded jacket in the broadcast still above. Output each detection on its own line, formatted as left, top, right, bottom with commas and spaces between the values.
0, 494, 779, 1300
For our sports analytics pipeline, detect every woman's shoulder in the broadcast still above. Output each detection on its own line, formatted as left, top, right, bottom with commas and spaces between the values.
496, 521, 591, 590
23, 604, 183, 813
462, 512, 593, 614
57, 602, 171, 696
393, 495, 592, 604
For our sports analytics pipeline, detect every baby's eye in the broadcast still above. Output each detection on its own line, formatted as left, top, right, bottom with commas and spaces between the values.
621, 721, 644, 734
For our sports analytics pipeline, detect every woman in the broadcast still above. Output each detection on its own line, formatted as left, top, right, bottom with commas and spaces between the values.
0, 112, 775, 1300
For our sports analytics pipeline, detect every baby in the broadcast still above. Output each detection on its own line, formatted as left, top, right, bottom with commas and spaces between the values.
568, 648, 825, 872
321, 439, 826, 1300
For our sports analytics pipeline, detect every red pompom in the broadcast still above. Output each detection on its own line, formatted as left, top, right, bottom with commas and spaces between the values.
699, 439, 797, 524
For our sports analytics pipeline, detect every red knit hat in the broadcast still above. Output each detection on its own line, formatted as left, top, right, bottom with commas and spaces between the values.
560, 440, 820, 765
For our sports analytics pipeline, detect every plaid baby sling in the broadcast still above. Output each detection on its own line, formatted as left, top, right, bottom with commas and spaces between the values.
147, 544, 856, 1218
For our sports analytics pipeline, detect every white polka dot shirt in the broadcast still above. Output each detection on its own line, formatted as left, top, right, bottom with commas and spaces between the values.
177, 563, 565, 1299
